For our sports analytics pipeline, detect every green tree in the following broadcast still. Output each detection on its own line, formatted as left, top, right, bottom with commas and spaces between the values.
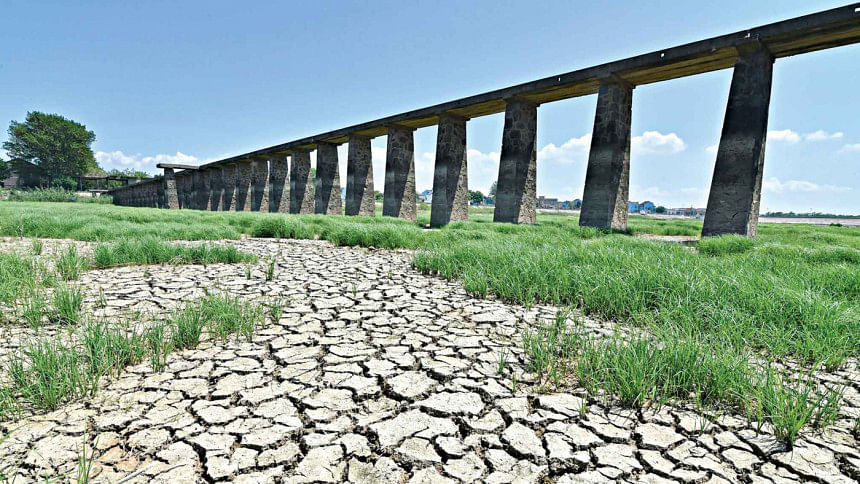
655, 205, 666, 214
0, 155, 9, 180
469, 190, 484, 205
489, 181, 497, 199
3, 112, 97, 184
374, 190, 383, 202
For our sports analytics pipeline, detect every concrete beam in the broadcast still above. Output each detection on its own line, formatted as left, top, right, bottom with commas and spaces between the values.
702, 43, 774, 237
382, 125, 417, 222
315, 142, 342, 215
579, 78, 634, 231
345, 135, 375, 216
290, 150, 314, 214
430, 113, 469, 227
494, 98, 537, 224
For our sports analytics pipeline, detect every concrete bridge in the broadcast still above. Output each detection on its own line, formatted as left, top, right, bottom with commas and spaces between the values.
109, 4, 860, 237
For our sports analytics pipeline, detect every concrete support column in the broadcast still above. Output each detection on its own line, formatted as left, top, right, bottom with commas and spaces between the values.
494, 98, 537, 224
200, 170, 212, 210
221, 165, 237, 211
235, 160, 253, 211
251, 159, 270, 212
192, 171, 205, 210
382, 125, 417, 221
579, 78, 634, 230
430, 113, 469, 227
208, 169, 222, 210
290, 149, 314, 214
162, 168, 179, 209
269, 154, 289, 213
180, 174, 193, 209
315, 142, 342, 215
702, 43, 774, 237
345, 135, 375, 216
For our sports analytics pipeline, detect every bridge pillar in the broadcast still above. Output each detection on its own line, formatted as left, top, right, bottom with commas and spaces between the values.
290, 149, 315, 214
579, 78, 633, 230
431, 113, 469, 227
345, 135, 375, 216
162, 168, 179, 209
192, 171, 204, 209
269, 154, 289, 213
702, 44, 773, 237
494, 98, 537, 224
251, 159, 269, 212
235, 160, 253, 211
383, 125, 417, 221
206, 169, 221, 211
221, 164, 237, 211
315, 142, 342, 215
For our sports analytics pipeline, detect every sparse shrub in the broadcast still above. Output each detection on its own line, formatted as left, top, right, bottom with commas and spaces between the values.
30, 239, 43, 256
56, 246, 86, 280
51, 285, 83, 325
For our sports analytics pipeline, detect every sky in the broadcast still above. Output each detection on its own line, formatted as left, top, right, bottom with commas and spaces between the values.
1, 0, 858, 213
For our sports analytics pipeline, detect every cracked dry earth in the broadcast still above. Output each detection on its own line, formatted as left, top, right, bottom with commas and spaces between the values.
1, 237, 859, 483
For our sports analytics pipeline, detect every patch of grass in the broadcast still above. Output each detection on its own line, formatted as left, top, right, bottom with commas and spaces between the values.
196, 293, 263, 342
696, 234, 756, 256
7, 339, 95, 412
0, 252, 52, 305
30, 239, 43, 256
169, 307, 205, 350
51, 285, 83, 325
522, 311, 844, 445
19, 290, 48, 328
82, 321, 147, 378
56, 246, 87, 280
91, 237, 255, 268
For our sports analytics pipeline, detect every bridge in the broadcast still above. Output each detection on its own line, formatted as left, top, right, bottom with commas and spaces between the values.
109, 4, 860, 237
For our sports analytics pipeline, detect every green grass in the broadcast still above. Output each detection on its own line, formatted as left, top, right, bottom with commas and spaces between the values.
522, 311, 843, 445
51, 285, 83, 325
0, 201, 856, 441
1, 294, 271, 418
7, 188, 112, 204
91, 237, 256, 268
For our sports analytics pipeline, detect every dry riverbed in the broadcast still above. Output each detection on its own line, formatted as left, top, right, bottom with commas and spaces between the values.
0, 237, 858, 483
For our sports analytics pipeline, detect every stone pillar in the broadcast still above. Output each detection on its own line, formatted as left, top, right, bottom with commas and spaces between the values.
251, 159, 270, 212
494, 98, 537, 224
382, 125, 417, 221
290, 149, 314, 214
235, 160, 253, 211
156, 181, 165, 209
162, 168, 179, 209
207, 169, 222, 210
221, 164, 237, 211
315, 142, 342, 215
200, 170, 212, 210
430, 113, 469, 227
345, 135, 375, 216
192, 171, 205, 210
702, 43, 773, 237
269, 154, 290, 213
579, 78, 634, 230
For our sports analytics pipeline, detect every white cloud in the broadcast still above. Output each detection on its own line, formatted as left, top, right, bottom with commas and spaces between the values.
841, 143, 860, 152
705, 144, 718, 155
631, 131, 686, 154
94, 150, 199, 174
768, 129, 801, 143
762, 177, 851, 193
536, 134, 591, 164
804, 130, 843, 141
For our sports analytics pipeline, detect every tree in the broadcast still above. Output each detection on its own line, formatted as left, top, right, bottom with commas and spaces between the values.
489, 181, 497, 199
0, 155, 9, 181
655, 205, 666, 214
374, 190, 383, 202
469, 190, 484, 205
3, 112, 97, 184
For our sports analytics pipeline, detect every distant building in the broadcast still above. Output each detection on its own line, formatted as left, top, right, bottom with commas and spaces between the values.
560, 200, 571, 210
573, 199, 582, 209
640, 201, 655, 213
668, 207, 706, 217
628, 201, 640, 213
419, 189, 433, 203
483, 196, 495, 206
537, 196, 559, 209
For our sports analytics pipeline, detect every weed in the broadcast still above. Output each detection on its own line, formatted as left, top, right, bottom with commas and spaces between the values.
266, 258, 276, 281
146, 323, 172, 371
56, 246, 86, 280
30, 239, 43, 256
76, 433, 97, 483
496, 349, 508, 375
51, 285, 84, 325
266, 298, 285, 324
83, 321, 147, 378
8, 339, 95, 411
20, 290, 48, 328
169, 307, 205, 350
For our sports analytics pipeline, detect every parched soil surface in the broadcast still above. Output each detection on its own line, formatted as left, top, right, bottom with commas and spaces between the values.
0, 238, 858, 483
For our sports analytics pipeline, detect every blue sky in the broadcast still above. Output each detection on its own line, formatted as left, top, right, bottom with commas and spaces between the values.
2, 0, 858, 213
